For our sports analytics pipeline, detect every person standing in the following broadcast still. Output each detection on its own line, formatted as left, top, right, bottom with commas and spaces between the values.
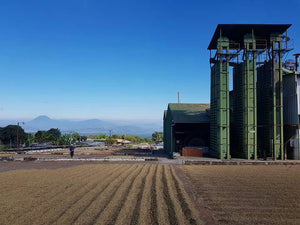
69, 145, 75, 158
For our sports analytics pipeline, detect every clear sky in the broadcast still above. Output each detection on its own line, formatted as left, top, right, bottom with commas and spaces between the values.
0, 0, 300, 122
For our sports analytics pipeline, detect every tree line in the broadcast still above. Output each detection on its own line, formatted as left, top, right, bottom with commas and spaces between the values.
34, 129, 88, 145
88, 132, 163, 144
0, 126, 87, 148
0, 125, 163, 149
89, 134, 152, 144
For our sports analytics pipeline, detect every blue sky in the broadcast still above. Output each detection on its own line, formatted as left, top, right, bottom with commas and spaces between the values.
0, 0, 300, 122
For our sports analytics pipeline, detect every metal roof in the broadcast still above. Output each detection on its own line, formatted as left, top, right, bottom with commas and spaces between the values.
163, 110, 167, 119
208, 24, 291, 50
167, 103, 210, 123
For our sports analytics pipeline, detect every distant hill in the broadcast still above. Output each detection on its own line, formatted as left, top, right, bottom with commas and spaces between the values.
12, 115, 163, 138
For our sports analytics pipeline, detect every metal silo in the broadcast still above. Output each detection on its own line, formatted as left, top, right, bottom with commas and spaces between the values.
209, 24, 291, 160
209, 37, 231, 159
283, 54, 300, 159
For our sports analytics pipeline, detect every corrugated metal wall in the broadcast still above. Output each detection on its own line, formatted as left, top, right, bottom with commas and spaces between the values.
257, 60, 284, 159
232, 61, 257, 159
283, 74, 298, 125
210, 61, 230, 159
283, 73, 300, 159
232, 63, 244, 157
257, 62, 273, 158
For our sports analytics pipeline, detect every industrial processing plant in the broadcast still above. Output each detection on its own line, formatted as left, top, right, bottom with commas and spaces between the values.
164, 24, 300, 160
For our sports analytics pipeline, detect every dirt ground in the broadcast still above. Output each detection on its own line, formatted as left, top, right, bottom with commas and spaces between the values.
180, 165, 300, 225
0, 161, 101, 172
0, 163, 201, 225
0, 149, 114, 159
1, 161, 299, 225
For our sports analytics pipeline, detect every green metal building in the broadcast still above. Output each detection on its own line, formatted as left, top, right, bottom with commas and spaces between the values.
162, 24, 293, 160
163, 103, 210, 157
256, 32, 289, 160
208, 24, 291, 159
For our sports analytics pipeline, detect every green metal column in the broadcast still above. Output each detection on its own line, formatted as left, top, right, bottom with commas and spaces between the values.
244, 33, 257, 159
232, 33, 257, 159
271, 33, 284, 159
210, 36, 230, 159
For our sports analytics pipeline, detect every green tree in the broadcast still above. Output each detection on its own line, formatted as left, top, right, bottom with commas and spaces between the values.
34, 128, 62, 144
121, 135, 151, 144
58, 134, 72, 145
26, 133, 35, 146
72, 132, 80, 142
34, 131, 50, 143
152, 131, 163, 142
47, 128, 61, 142
80, 136, 87, 141
0, 140, 4, 151
0, 125, 27, 147
97, 134, 107, 139
89, 134, 106, 139
143, 138, 152, 143
112, 134, 120, 139
105, 137, 117, 145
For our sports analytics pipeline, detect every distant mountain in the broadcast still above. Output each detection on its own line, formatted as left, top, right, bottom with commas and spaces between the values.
24, 115, 111, 132
18, 116, 162, 138
0, 119, 18, 127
